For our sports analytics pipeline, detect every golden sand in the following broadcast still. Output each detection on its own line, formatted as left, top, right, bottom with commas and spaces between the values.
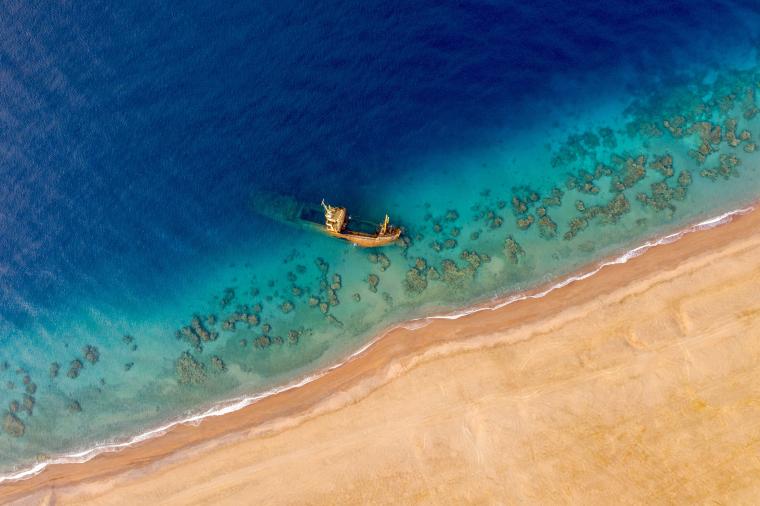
6, 208, 760, 504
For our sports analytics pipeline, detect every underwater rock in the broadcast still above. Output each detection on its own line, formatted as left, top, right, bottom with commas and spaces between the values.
68, 400, 82, 413
327, 289, 340, 307
308, 296, 320, 307
517, 215, 535, 230
744, 142, 756, 153
662, 115, 686, 138
599, 127, 617, 148
220, 288, 236, 309
678, 170, 693, 188
281, 301, 295, 313
604, 193, 631, 221
319, 302, 329, 314
287, 330, 300, 345
564, 216, 589, 240
700, 153, 741, 181
3, 412, 24, 437
287, 271, 297, 282
175, 352, 207, 385
376, 253, 391, 271
272, 336, 284, 346
326, 314, 344, 327
580, 181, 600, 195
611, 155, 647, 191
262, 323, 272, 335
541, 187, 564, 207
432, 223, 443, 233
83, 345, 100, 364
253, 336, 272, 348
414, 257, 427, 271
470, 231, 480, 241
504, 236, 525, 264
25, 382, 36, 395
9, 400, 19, 414
192, 316, 216, 341
445, 209, 459, 221
575, 200, 586, 212
67, 359, 83, 379
404, 268, 428, 295
291, 286, 303, 297
430, 240, 443, 252
538, 215, 558, 239
398, 234, 412, 256
427, 266, 441, 281
450, 227, 460, 237
443, 239, 457, 250
593, 163, 613, 179
331, 273, 342, 289
22, 394, 34, 415
440, 259, 470, 288
460, 250, 489, 271
315, 257, 329, 274
536, 207, 546, 218
724, 118, 740, 147
485, 210, 504, 229
207, 314, 217, 326
239, 339, 247, 347
49, 362, 60, 379
352, 292, 361, 302
122, 335, 134, 345
382, 292, 394, 305
650, 154, 674, 178
211, 356, 226, 372
511, 196, 528, 215
367, 274, 380, 293
124, 362, 134, 371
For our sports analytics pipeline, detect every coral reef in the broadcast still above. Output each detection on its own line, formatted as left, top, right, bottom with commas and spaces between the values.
83, 345, 100, 364
367, 274, 380, 293
49, 362, 60, 379
404, 268, 428, 295
211, 356, 226, 372
67, 359, 83, 379
3, 412, 24, 437
538, 215, 558, 239
504, 235, 526, 264
220, 288, 236, 309
175, 352, 206, 385
444, 209, 459, 221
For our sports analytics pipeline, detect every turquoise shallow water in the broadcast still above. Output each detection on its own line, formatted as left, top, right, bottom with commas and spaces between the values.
3, 2, 760, 477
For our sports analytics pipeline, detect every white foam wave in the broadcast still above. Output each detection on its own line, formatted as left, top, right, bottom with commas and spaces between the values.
0, 205, 753, 485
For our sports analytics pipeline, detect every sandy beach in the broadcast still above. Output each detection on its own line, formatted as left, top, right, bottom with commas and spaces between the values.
5, 206, 760, 504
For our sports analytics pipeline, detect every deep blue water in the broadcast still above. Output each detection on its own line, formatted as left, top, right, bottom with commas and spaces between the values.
3, 0, 758, 326
2, 0, 760, 474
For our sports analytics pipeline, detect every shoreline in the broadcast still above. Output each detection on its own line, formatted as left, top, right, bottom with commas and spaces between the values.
1, 203, 758, 500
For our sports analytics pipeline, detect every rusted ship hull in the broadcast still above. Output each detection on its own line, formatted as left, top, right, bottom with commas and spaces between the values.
250, 191, 401, 247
